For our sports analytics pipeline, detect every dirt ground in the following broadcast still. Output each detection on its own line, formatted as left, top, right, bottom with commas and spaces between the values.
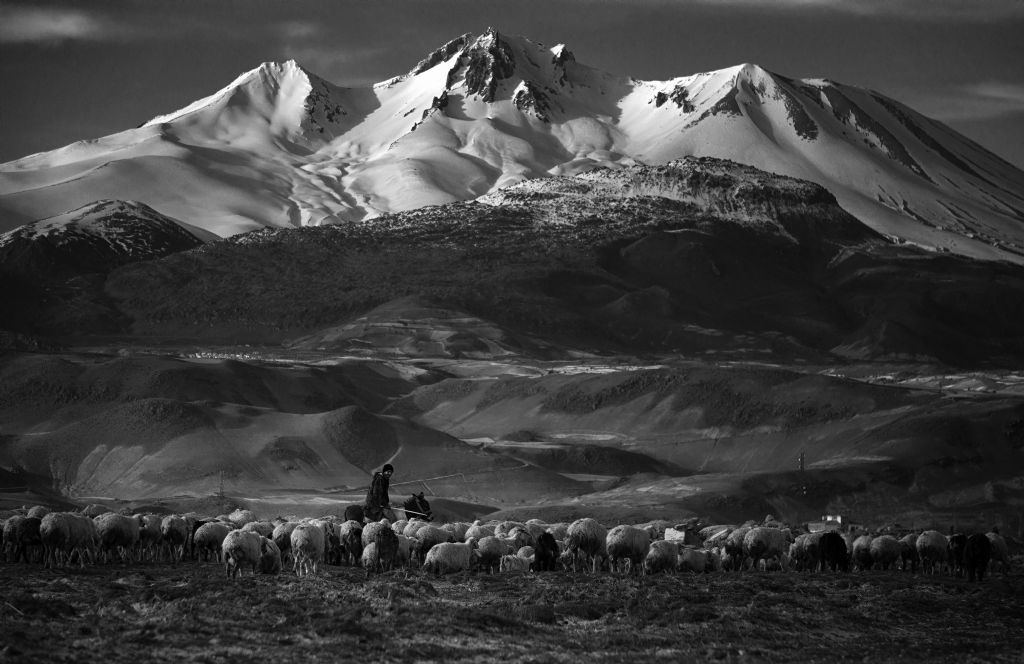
1, 561, 1021, 663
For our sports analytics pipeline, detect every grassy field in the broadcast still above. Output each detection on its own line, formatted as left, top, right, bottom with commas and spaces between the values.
2, 561, 1021, 663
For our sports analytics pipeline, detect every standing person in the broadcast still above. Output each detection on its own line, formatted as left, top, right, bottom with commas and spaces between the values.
364, 464, 393, 522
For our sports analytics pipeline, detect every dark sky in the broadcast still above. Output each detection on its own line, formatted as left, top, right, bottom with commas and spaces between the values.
2, 0, 1023, 168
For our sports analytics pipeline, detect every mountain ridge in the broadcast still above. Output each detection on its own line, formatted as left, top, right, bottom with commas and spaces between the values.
1, 28, 1023, 262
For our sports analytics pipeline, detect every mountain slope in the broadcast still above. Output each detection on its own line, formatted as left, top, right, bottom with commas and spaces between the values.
1, 29, 1022, 261
6, 157, 1024, 366
0, 200, 212, 278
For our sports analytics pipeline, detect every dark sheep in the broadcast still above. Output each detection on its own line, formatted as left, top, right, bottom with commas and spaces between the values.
963, 533, 991, 583
533, 531, 560, 572
819, 531, 849, 572
4, 516, 43, 563
344, 505, 365, 524
947, 533, 967, 577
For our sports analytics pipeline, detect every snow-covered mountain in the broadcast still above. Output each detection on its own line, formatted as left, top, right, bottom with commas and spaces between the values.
2, 28, 1023, 262
0, 200, 211, 278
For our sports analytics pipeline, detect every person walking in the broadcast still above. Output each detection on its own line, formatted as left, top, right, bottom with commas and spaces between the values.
364, 463, 394, 522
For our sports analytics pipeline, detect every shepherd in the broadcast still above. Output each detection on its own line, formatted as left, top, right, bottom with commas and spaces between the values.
363, 463, 394, 522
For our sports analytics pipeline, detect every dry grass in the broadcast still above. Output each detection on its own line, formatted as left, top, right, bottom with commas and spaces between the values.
2, 562, 1022, 663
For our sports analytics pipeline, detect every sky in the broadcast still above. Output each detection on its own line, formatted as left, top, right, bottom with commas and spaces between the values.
1, 0, 1023, 168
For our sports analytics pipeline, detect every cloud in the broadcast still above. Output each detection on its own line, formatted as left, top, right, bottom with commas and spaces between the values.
578, 0, 1024, 21
899, 82, 1024, 122
0, 6, 118, 43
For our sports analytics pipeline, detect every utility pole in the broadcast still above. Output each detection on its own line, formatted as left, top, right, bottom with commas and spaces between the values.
798, 451, 807, 496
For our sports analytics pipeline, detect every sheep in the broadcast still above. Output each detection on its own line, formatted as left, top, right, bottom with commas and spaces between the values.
259, 537, 282, 575
742, 527, 792, 572
517, 546, 535, 560
363, 527, 400, 574
898, 533, 919, 573
699, 524, 736, 542
442, 522, 471, 542
26, 505, 50, 520
272, 521, 298, 564
566, 518, 608, 573
3, 516, 42, 564
644, 540, 679, 575
41, 512, 97, 568
505, 526, 535, 553
915, 530, 948, 575
723, 526, 751, 571
851, 535, 874, 572
533, 532, 560, 572
476, 536, 513, 574
160, 515, 189, 563
986, 530, 1010, 575
869, 535, 901, 570
291, 523, 326, 577
947, 533, 967, 577
136, 514, 163, 561
395, 534, 414, 567
422, 539, 477, 575
402, 519, 431, 539
494, 521, 527, 538
963, 533, 991, 582
94, 513, 140, 563
606, 525, 651, 575
546, 522, 569, 540
241, 521, 275, 538
523, 520, 547, 542
413, 524, 452, 561
337, 520, 363, 566
500, 554, 531, 573
678, 546, 712, 573
222, 530, 262, 578
819, 531, 849, 572
464, 520, 495, 541
391, 519, 408, 534
362, 521, 392, 548
194, 522, 233, 562
227, 509, 258, 528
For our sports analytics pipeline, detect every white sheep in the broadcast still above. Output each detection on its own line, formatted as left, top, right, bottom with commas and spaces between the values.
723, 526, 751, 570
742, 527, 792, 571
337, 520, 363, 566
916, 530, 948, 575
94, 513, 140, 563
494, 521, 527, 538
413, 524, 452, 561
136, 514, 162, 561
442, 522, 471, 542
464, 520, 495, 541
678, 547, 711, 573
606, 525, 651, 575
566, 518, 607, 573
644, 540, 679, 575
222, 530, 262, 578
160, 515, 189, 563
499, 554, 531, 573
272, 521, 299, 563
476, 536, 513, 574
402, 519, 431, 539
40, 512, 97, 568
291, 523, 325, 577
851, 534, 875, 571
423, 539, 477, 575
869, 535, 901, 570
987, 531, 1010, 575
227, 509, 258, 528
194, 522, 233, 562
241, 521, 275, 538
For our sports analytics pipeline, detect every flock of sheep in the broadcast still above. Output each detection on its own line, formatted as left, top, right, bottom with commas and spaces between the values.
0, 504, 1012, 583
